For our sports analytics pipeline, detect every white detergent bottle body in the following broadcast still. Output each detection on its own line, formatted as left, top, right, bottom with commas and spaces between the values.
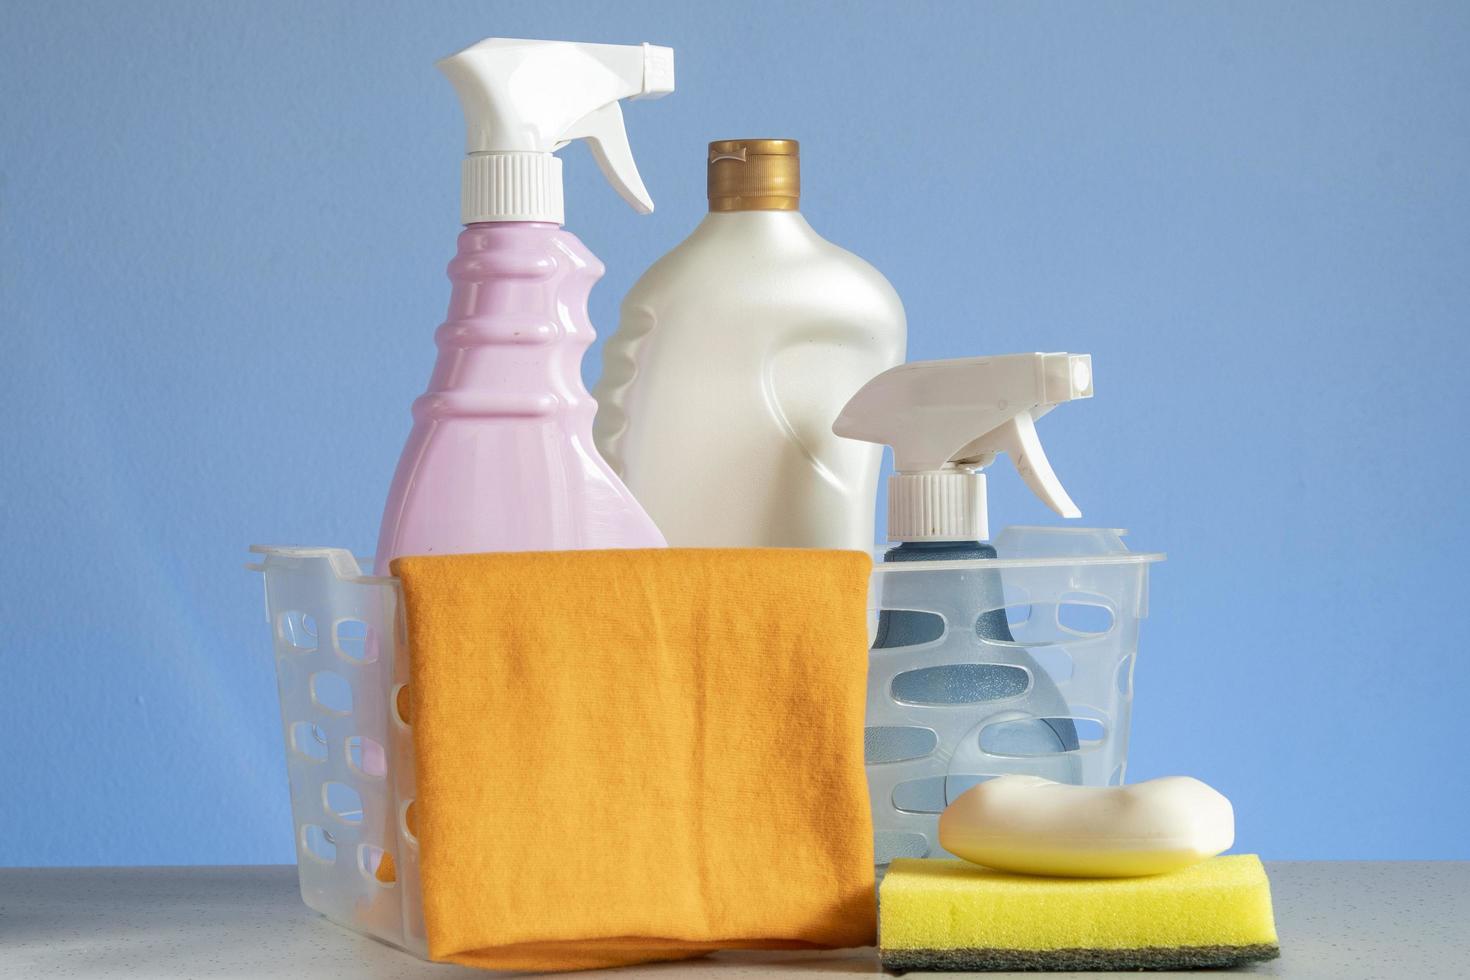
594, 140, 906, 549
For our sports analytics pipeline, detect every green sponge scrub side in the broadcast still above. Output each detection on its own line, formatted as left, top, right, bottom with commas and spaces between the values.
879, 854, 1279, 972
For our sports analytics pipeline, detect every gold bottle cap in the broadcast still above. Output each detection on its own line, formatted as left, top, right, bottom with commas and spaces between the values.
707, 138, 800, 212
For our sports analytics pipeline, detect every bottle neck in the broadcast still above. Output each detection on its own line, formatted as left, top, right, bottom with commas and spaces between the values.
883, 541, 997, 563
463, 220, 561, 231
708, 198, 799, 214
692, 209, 814, 243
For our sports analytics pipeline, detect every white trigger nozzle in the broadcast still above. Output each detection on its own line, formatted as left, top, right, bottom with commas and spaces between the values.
562, 101, 654, 214
438, 38, 674, 224
833, 353, 1093, 541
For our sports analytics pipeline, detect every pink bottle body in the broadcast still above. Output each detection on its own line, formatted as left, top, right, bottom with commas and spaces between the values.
374, 222, 665, 573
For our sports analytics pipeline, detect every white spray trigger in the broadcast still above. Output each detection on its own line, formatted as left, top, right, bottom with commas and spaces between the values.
560, 101, 653, 214
438, 38, 674, 224
965, 411, 1080, 519
833, 353, 1093, 542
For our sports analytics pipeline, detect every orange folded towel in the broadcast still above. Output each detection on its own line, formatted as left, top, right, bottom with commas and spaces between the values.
389, 548, 877, 972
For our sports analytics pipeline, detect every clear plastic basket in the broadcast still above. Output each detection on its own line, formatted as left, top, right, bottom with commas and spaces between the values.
865, 526, 1162, 865
252, 528, 1160, 948
249, 547, 426, 955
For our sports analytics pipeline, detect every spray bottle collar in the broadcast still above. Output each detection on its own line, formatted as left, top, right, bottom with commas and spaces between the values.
888, 468, 990, 542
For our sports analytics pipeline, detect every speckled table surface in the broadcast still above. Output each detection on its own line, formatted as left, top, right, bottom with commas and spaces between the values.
0, 862, 1464, 979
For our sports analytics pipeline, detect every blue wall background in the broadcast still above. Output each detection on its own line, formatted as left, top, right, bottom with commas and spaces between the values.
2, 1, 1467, 865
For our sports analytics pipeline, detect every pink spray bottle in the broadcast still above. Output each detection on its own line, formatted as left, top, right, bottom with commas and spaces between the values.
375, 38, 673, 572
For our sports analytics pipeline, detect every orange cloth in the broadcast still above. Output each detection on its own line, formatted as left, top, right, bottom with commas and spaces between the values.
389, 548, 877, 972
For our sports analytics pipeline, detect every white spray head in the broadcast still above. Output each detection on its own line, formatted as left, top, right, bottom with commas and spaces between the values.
438, 38, 675, 225
833, 353, 1094, 542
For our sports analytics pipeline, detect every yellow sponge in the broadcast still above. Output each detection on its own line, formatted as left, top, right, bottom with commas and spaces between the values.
879, 854, 1279, 972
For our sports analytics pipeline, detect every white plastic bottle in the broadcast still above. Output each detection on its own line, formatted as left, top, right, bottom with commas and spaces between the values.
593, 139, 906, 549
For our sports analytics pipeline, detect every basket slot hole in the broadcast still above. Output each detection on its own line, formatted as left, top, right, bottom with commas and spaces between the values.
393, 685, 411, 727
1003, 604, 1032, 629
892, 664, 1029, 706
1072, 717, 1106, 743
359, 844, 395, 886
310, 672, 352, 716
873, 609, 945, 648
324, 782, 364, 825
334, 619, 376, 664
401, 800, 419, 846
289, 722, 328, 762
347, 735, 387, 778
944, 773, 997, 803
278, 611, 318, 652
1116, 656, 1134, 696
864, 726, 938, 764
979, 716, 1105, 757
302, 824, 336, 863
892, 778, 946, 814
892, 774, 998, 814
1058, 598, 1115, 636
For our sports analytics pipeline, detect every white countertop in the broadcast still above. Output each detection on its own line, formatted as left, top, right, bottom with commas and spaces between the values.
1, 862, 1464, 979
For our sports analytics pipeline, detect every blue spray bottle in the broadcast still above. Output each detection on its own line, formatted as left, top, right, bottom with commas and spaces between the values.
835, 353, 1096, 803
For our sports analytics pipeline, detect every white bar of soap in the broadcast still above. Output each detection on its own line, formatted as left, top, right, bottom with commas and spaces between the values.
938, 774, 1235, 878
